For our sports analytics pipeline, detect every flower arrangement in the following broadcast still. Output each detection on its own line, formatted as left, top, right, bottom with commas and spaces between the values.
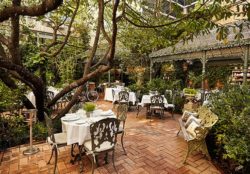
83, 102, 96, 112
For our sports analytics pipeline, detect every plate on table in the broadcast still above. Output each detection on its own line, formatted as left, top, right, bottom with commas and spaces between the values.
61, 114, 80, 121
75, 120, 87, 125
100, 110, 114, 116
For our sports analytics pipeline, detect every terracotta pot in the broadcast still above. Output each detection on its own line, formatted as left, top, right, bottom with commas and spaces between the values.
215, 80, 224, 89
204, 79, 209, 90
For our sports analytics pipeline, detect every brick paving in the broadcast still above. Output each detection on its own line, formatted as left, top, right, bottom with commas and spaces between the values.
0, 100, 222, 174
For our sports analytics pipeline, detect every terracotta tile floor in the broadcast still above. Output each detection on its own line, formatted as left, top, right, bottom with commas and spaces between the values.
0, 100, 222, 174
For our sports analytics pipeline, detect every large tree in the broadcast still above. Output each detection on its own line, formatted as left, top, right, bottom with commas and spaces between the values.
0, 0, 249, 121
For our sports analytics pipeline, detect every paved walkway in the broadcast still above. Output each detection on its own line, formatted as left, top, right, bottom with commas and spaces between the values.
0, 101, 221, 174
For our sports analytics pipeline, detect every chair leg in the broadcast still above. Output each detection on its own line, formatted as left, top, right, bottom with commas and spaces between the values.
171, 108, 174, 119
136, 106, 141, 117
91, 154, 96, 174
47, 146, 54, 164
177, 127, 181, 136
78, 145, 83, 173
121, 132, 127, 155
104, 152, 108, 164
112, 150, 118, 173
53, 147, 58, 174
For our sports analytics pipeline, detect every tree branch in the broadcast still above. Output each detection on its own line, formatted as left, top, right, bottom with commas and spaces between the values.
9, 0, 21, 65
83, 0, 104, 76
0, 0, 63, 22
0, 60, 43, 89
0, 34, 9, 47
40, 0, 80, 58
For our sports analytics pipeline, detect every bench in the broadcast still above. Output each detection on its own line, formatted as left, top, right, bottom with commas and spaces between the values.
177, 106, 218, 163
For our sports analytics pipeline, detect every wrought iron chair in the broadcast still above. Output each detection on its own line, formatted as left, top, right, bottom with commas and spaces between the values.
116, 104, 128, 155
46, 91, 54, 102
118, 91, 129, 106
44, 113, 67, 174
135, 90, 143, 117
150, 95, 165, 119
82, 117, 120, 174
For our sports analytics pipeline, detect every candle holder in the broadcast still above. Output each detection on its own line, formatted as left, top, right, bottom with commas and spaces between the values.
22, 109, 40, 155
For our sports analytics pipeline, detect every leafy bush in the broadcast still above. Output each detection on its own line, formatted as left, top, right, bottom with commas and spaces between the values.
146, 78, 167, 94
33, 122, 48, 141
0, 115, 28, 150
0, 82, 23, 112
0, 114, 48, 150
128, 84, 147, 94
208, 85, 250, 172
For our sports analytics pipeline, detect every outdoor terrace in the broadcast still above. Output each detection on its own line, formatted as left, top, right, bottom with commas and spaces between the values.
0, 100, 221, 174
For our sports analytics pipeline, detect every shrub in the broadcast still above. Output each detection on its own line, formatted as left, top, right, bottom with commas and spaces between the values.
33, 122, 48, 141
0, 115, 28, 150
208, 85, 250, 173
0, 114, 48, 150
146, 78, 167, 94
0, 82, 23, 112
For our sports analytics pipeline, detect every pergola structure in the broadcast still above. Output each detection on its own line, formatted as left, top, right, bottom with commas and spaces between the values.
149, 22, 250, 99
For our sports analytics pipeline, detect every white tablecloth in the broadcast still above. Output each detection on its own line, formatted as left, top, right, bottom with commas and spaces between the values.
104, 88, 137, 105
26, 86, 60, 107
61, 109, 116, 145
140, 95, 174, 108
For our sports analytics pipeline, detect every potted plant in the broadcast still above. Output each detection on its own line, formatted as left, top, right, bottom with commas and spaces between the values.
83, 102, 96, 117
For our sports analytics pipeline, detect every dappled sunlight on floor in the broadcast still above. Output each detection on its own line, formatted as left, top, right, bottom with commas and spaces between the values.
0, 100, 221, 174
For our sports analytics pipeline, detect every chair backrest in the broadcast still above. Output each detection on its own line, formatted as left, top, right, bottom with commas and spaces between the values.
118, 91, 129, 104
44, 113, 55, 143
197, 106, 218, 128
116, 104, 128, 129
112, 89, 116, 101
89, 118, 120, 152
150, 95, 164, 107
46, 91, 54, 101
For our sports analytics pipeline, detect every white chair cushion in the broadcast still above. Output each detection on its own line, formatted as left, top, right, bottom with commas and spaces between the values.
117, 125, 124, 133
181, 111, 198, 122
165, 104, 175, 108
47, 132, 67, 145
186, 121, 200, 140
185, 115, 202, 128
84, 140, 114, 153
150, 106, 163, 110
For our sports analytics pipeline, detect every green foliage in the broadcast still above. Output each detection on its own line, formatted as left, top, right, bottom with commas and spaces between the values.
146, 78, 167, 95
183, 88, 197, 96
206, 66, 232, 87
208, 85, 250, 169
0, 114, 48, 150
83, 102, 96, 112
0, 115, 28, 150
0, 82, 23, 112
33, 122, 48, 141
188, 71, 203, 88
173, 92, 185, 113
128, 83, 147, 98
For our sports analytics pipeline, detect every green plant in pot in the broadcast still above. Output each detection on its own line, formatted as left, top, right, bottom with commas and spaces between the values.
83, 102, 96, 117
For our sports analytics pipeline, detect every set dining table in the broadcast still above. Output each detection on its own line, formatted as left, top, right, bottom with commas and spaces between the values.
61, 109, 116, 145
26, 86, 61, 107
104, 87, 137, 105
140, 95, 175, 108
